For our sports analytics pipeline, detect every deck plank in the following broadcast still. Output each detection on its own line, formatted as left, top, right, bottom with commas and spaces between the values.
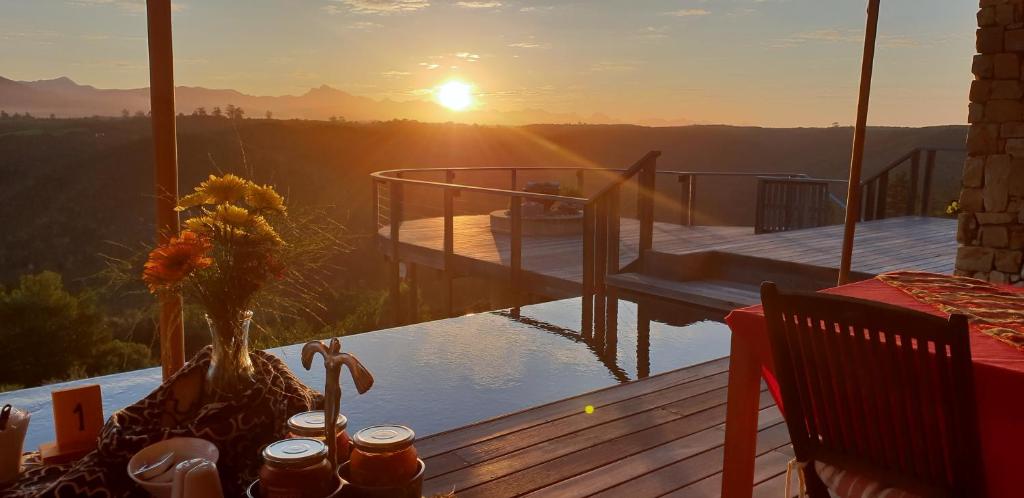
419, 358, 791, 498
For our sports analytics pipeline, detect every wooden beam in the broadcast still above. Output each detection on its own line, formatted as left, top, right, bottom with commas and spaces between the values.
838, 0, 881, 286
146, 0, 183, 379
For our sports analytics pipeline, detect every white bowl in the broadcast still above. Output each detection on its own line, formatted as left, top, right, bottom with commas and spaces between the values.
127, 437, 220, 498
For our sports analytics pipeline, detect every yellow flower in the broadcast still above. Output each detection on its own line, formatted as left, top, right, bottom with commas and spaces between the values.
197, 174, 249, 204
248, 215, 285, 246
183, 215, 217, 235
175, 192, 210, 212
213, 203, 252, 226
245, 183, 287, 214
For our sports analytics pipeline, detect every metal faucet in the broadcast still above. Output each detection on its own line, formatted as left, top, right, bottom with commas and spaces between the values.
301, 338, 374, 469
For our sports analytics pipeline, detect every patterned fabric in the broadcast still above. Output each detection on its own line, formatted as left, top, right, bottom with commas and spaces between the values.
3, 347, 322, 498
877, 271, 1024, 349
813, 461, 921, 498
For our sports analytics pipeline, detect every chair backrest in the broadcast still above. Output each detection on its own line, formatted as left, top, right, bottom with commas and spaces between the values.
760, 282, 983, 496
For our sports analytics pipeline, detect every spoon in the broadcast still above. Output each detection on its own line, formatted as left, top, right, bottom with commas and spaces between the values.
134, 451, 176, 481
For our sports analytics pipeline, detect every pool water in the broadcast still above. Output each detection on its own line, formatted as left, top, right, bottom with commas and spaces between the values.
1, 296, 731, 450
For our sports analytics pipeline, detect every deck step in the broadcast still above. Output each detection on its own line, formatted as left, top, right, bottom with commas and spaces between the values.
605, 273, 761, 311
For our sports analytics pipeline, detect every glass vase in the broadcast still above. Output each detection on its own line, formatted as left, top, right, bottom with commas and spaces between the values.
205, 310, 256, 399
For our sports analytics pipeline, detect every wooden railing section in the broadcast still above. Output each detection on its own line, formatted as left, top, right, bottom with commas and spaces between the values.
754, 177, 834, 234
859, 147, 965, 221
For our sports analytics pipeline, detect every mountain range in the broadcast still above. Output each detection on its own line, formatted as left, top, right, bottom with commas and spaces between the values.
0, 76, 691, 126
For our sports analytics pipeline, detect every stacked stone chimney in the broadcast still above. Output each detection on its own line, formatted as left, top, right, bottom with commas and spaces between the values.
957, 0, 1024, 285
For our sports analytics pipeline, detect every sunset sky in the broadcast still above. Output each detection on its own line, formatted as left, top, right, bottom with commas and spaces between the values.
2, 0, 976, 127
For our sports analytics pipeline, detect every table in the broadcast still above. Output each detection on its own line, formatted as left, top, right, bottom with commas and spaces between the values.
720, 278, 1024, 498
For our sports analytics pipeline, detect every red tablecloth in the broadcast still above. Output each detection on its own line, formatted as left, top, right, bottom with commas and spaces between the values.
724, 278, 1024, 497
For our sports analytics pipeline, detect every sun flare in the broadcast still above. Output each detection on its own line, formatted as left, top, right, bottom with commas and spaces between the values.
436, 80, 473, 111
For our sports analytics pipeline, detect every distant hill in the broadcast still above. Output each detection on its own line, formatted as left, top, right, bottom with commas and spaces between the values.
0, 76, 656, 126
0, 116, 966, 289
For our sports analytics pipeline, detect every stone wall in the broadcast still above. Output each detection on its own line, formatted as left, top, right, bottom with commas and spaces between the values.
957, 0, 1024, 285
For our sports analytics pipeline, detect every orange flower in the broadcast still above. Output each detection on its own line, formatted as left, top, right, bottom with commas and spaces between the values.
143, 231, 214, 293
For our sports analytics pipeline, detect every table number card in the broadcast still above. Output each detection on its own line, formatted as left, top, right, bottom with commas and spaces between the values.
41, 384, 102, 463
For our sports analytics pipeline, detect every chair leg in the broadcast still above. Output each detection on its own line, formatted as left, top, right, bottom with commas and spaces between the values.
804, 466, 830, 498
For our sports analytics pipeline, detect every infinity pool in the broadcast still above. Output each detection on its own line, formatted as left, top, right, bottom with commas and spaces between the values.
1, 296, 731, 450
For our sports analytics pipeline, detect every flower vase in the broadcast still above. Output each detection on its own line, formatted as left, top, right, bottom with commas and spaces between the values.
205, 310, 256, 400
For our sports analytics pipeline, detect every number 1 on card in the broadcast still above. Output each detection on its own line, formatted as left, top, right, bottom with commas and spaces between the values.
51, 384, 102, 451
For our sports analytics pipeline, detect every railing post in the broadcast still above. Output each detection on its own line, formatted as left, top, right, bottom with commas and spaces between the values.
921, 149, 936, 215
582, 203, 595, 336
595, 198, 608, 295
510, 168, 517, 191
372, 179, 380, 230
389, 180, 403, 326
864, 180, 876, 221
637, 158, 656, 258
876, 171, 888, 219
443, 182, 455, 318
576, 169, 584, 194
754, 178, 766, 234
510, 196, 522, 308
678, 174, 691, 226
687, 174, 696, 226
906, 149, 920, 216
607, 186, 621, 274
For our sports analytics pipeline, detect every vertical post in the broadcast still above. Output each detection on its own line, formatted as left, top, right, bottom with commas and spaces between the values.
754, 179, 766, 234
876, 171, 888, 219
864, 181, 877, 221
921, 149, 936, 215
638, 159, 655, 258
838, 0, 881, 285
444, 176, 455, 318
371, 180, 380, 231
389, 181, 403, 326
510, 196, 523, 309
607, 186, 621, 274
146, 0, 183, 379
906, 149, 921, 216
576, 169, 585, 194
581, 203, 595, 337
594, 198, 608, 336
687, 174, 697, 226
510, 168, 517, 191
678, 175, 691, 226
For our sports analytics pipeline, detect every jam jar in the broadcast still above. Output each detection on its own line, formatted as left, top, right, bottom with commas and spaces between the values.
259, 438, 335, 498
287, 411, 351, 460
348, 425, 419, 487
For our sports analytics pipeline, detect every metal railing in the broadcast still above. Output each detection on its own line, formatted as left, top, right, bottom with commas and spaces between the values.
371, 148, 950, 325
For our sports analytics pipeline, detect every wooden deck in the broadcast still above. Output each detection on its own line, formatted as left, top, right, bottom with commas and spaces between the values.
379, 215, 957, 302
418, 357, 795, 497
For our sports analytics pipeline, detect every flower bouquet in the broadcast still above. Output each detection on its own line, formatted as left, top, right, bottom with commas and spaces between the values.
143, 174, 288, 398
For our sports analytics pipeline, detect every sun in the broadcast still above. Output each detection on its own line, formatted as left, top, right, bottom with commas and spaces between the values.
436, 80, 473, 111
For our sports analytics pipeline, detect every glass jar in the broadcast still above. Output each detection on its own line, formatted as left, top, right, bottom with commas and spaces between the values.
287, 411, 351, 460
348, 425, 419, 487
259, 438, 335, 498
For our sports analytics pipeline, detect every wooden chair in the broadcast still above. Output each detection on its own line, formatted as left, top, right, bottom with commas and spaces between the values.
760, 282, 984, 497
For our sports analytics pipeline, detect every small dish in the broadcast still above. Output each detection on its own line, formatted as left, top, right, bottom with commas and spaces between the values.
127, 437, 219, 498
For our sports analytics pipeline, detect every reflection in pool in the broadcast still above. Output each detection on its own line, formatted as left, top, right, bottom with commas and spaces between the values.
1, 295, 731, 450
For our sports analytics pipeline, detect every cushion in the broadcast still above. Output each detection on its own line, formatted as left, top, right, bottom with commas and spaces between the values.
813, 460, 922, 498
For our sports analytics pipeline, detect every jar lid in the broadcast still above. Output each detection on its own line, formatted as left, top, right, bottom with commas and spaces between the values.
262, 438, 328, 468
287, 411, 348, 437
352, 425, 415, 453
